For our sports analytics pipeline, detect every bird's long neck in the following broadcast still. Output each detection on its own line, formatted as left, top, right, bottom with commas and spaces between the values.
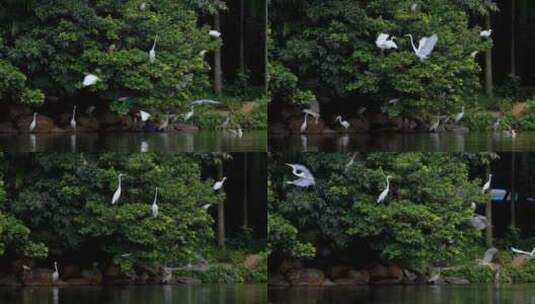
152, 37, 157, 49
73, 106, 76, 117
407, 34, 417, 52
154, 188, 158, 202
54, 262, 58, 272
118, 175, 122, 187
386, 177, 390, 189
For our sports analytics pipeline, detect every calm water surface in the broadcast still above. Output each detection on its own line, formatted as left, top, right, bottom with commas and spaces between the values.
269, 284, 535, 304
270, 132, 535, 152
0, 131, 266, 152
0, 284, 266, 304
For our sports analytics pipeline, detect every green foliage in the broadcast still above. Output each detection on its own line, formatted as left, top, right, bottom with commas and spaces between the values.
269, 61, 316, 105
0, 59, 44, 104
272, 0, 491, 115
519, 99, 535, 131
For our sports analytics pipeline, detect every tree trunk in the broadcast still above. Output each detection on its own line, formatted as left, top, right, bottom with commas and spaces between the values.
511, 0, 516, 76
214, 11, 223, 95
485, 165, 493, 247
239, 0, 245, 75
243, 153, 248, 228
264, 0, 269, 95
217, 163, 225, 248
485, 14, 493, 98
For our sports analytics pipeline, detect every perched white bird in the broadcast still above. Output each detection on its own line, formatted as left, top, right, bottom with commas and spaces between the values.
377, 175, 392, 203
454, 106, 464, 124
510, 129, 517, 138
29, 112, 37, 132
335, 115, 350, 129
511, 247, 535, 257
151, 187, 159, 218
202, 203, 212, 210
376, 33, 398, 51
406, 33, 438, 60
149, 36, 157, 64
213, 177, 227, 191
111, 173, 124, 205
139, 110, 151, 122
300, 113, 308, 133
70, 105, 77, 130
471, 202, 477, 209
184, 106, 194, 121
410, 3, 418, 12
139, 2, 147, 10
220, 117, 230, 130
209, 30, 221, 38
229, 126, 243, 138
286, 163, 316, 188
481, 174, 492, 194
428, 117, 440, 133
470, 51, 479, 58
492, 118, 500, 131
158, 113, 169, 131
140, 140, 149, 152
470, 215, 488, 230
480, 29, 492, 38
199, 50, 208, 56
302, 109, 320, 124
83, 74, 100, 87
52, 262, 59, 282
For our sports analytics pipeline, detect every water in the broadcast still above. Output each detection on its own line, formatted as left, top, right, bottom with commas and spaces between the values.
269, 284, 535, 304
269, 132, 535, 152
0, 131, 266, 152
0, 284, 267, 304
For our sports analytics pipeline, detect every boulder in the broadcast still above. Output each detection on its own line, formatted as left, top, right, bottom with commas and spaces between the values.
369, 264, 402, 282
347, 270, 370, 284
175, 276, 201, 285
511, 255, 531, 269
22, 268, 53, 286
444, 276, 470, 285
327, 265, 350, 280
66, 278, 95, 286
0, 274, 22, 287
268, 274, 290, 287
78, 117, 100, 131
61, 265, 81, 280
287, 268, 325, 286
17, 114, 56, 133
288, 116, 325, 134
0, 122, 18, 134
174, 123, 199, 133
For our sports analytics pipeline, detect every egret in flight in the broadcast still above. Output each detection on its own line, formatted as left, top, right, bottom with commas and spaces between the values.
336, 115, 350, 129
209, 30, 221, 38
149, 36, 157, 64
406, 34, 438, 60
185, 99, 221, 121
480, 29, 492, 38
303, 109, 320, 124
300, 113, 308, 133
70, 105, 77, 130
29, 112, 37, 132
377, 175, 392, 203
111, 173, 124, 205
286, 163, 316, 188
454, 106, 464, 124
511, 247, 535, 257
52, 262, 59, 282
376, 33, 398, 51
151, 187, 159, 218
83, 74, 100, 87
213, 177, 227, 191
481, 174, 492, 194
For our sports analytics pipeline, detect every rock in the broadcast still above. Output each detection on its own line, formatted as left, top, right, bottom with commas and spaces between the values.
175, 276, 201, 285
8, 105, 32, 120
327, 265, 350, 280
268, 274, 290, 287
279, 259, 303, 274
61, 265, 81, 280
240, 102, 257, 116
243, 254, 262, 270
288, 116, 326, 134
174, 123, 199, 133
80, 268, 102, 284
334, 278, 360, 286
349, 118, 370, 133
78, 117, 100, 131
511, 255, 531, 269
347, 270, 370, 284
17, 114, 56, 133
323, 279, 336, 286
0, 122, 18, 134
287, 268, 325, 286
444, 276, 470, 285
0, 274, 22, 287
66, 278, 95, 286
22, 268, 53, 286
369, 264, 402, 282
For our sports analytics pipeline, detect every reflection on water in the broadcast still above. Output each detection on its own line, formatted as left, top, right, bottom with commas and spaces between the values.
269, 284, 535, 304
269, 132, 533, 152
0, 284, 267, 304
0, 131, 266, 152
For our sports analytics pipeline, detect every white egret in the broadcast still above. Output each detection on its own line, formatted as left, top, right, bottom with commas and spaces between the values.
22, 265, 31, 271
151, 187, 159, 218
140, 140, 149, 152
202, 203, 212, 210
481, 174, 492, 193
376, 33, 398, 51
139, 110, 151, 122
286, 163, 315, 188
111, 173, 124, 205
410, 3, 418, 12
510, 129, 517, 138
83, 74, 100, 87
52, 262, 59, 282
406, 33, 438, 60
492, 118, 500, 131
345, 152, 358, 169
158, 113, 169, 131
511, 247, 535, 257
388, 98, 400, 104
209, 30, 221, 38
213, 177, 227, 191
335, 115, 350, 129
149, 36, 157, 64
190, 99, 221, 106
303, 109, 320, 124
471, 202, 477, 209
184, 106, 194, 121
454, 106, 464, 124
199, 50, 208, 57
139, 2, 147, 10
377, 175, 392, 203
29, 112, 37, 132
470, 51, 479, 58
229, 126, 243, 138
470, 215, 488, 230
70, 105, 77, 130
480, 29, 492, 38
300, 113, 308, 133
220, 117, 230, 129
428, 117, 440, 133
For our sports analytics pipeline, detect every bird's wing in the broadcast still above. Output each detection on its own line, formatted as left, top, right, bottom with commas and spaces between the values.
418, 34, 438, 57
376, 33, 388, 46
292, 164, 315, 180
512, 248, 531, 255
190, 99, 221, 105
287, 178, 314, 188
